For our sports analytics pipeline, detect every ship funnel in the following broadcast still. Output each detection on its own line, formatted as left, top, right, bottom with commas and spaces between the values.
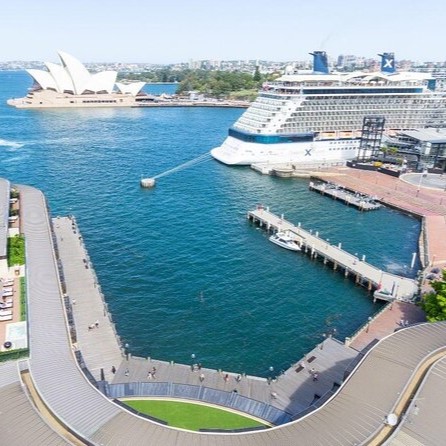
310, 51, 329, 74
378, 52, 396, 73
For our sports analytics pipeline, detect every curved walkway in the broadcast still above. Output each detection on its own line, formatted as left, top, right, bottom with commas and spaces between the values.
386, 355, 446, 445
16, 182, 446, 445
0, 361, 69, 445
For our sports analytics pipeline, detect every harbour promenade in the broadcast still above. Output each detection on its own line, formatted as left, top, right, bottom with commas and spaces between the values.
53, 215, 359, 418
135, 99, 250, 108
312, 167, 446, 270
1, 179, 446, 445
108, 336, 358, 418
347, 300, 426, 352
248, 207, 418, 302
52, 217, 123, 382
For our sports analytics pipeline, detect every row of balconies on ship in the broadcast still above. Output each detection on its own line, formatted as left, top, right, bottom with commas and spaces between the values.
250, 97, 446, 115
243, 107, 278, 118
268, 80, 428, 88
235, 114, 434, 132
280, 118, 434, 132
237, 102, 446, 129
256, 93, 445, 104
238, 115, 271, 125
306, 97, 442, 107
288, 107, 441, 117
287, 111, 435, 123
286, 104, 442, 114
239, 107, 440, 127
256, 96, 289, 106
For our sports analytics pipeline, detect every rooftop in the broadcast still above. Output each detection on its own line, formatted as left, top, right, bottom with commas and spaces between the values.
399, 128, 446, 144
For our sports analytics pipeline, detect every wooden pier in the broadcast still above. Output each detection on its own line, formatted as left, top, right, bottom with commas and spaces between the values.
309, 181, 381, 211
248, 207, 418, 302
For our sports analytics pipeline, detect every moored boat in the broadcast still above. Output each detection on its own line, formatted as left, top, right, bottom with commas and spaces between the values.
269, 231, 302, 251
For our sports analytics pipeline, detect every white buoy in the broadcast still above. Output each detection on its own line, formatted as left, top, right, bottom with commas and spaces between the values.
140, 178, 156, 188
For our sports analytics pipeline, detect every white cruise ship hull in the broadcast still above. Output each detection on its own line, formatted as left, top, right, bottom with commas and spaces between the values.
211, 136, 361, 166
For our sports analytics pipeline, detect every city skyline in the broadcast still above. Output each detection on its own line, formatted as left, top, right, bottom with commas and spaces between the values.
2, 0, 446, 64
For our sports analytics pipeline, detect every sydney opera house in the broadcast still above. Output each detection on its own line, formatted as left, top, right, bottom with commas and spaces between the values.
7, 51, 146, 108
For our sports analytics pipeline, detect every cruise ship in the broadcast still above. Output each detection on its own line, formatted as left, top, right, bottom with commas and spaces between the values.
211, 52, 446, 165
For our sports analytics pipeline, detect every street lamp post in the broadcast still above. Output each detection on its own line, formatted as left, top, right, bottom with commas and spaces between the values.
366, 316, 372, 333
320, 333, 326, 349
267, 366, 274, 384
416, 171, 426, 197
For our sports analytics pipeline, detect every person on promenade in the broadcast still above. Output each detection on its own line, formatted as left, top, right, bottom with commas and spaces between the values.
313, 372, 319, 382
111, 365, 116, 374
199, 373, 205, 382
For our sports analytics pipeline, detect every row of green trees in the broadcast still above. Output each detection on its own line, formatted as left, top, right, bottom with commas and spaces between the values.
119, 67, 277, 99
119, 68, 185, 84
177, 69, 263, 98
421, 272, 446, 321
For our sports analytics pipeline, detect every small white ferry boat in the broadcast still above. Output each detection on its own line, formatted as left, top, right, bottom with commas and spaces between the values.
269, 231, 302, 251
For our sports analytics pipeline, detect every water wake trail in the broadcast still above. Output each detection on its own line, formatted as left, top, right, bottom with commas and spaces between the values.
152, 152, 212, 180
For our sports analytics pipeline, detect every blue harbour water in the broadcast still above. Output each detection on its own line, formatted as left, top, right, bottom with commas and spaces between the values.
0, 72, 421, 376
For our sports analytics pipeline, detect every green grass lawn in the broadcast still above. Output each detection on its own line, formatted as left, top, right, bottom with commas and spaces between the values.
7, 235, 25, 266
122, 399, 268, 431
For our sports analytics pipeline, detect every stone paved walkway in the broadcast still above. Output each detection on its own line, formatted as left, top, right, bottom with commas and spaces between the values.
111, 337, 358, 416
52, 216, 123, 382
349, 301, 427, 352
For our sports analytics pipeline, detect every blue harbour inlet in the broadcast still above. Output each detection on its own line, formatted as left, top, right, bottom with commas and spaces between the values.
0, 71, 421, 376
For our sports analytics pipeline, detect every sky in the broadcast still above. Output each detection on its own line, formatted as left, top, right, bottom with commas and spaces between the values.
2, 0, 446, 64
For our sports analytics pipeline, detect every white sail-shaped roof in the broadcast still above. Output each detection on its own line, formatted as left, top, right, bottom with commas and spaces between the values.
84, 71, 117, 93
27, 69, 58, 91
58, 51, 91, 94
45, 62, 75, 93
25, 51, 144, 96
115, 81, 145, 96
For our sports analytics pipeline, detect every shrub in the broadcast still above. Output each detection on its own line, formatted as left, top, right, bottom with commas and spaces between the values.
7, 235, 25, 266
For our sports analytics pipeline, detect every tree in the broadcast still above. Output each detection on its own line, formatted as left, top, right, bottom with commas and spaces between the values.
421, 271, 446, 322
381, 144, 399, 159
253, 66, 261, 82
